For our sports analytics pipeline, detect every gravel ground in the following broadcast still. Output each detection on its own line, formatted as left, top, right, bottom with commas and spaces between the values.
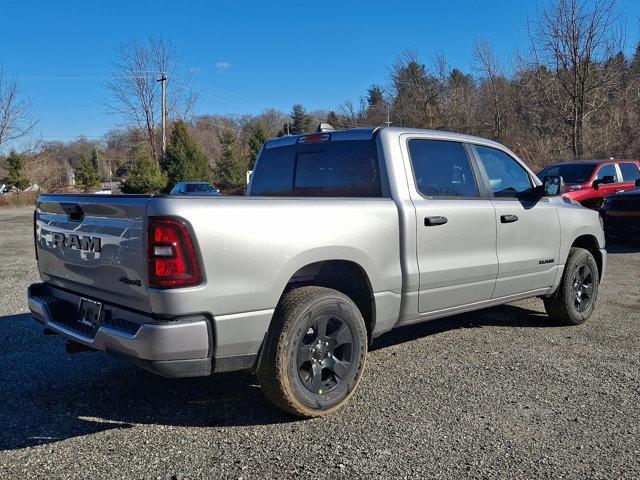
0, 206, 639, 479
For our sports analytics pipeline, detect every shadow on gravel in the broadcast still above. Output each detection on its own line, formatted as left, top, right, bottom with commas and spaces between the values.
0, 303, 553, 450
0, 314, 293, 451
372, 303, 556, 351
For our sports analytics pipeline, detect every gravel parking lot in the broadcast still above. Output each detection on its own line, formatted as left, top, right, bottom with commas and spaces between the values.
0, 206, 638, 479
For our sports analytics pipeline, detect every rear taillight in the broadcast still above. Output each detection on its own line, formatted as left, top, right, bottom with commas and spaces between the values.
147, 217, 201, 288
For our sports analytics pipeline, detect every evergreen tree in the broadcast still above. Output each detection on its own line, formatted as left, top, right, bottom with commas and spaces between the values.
90, 147, 100, 169
290, 104, 311, 135
247, 123, 269, 170
214, 129, 247, 193
366, 85, 385, 107
75, 152, 102, 192
2, 150, 30, 190
326, 111, 340, 128
121, 148, 167, 193
630, 42, 640, 74
160, 120, 212, 190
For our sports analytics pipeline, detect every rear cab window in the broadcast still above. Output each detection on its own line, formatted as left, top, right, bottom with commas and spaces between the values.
250, 138, 382, 197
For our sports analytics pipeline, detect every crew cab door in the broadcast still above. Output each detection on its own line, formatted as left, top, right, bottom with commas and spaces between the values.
471, 145, 561, 298
402, 137, 498, 314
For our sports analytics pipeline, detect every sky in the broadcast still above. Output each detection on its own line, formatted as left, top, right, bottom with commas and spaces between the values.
1, 0, 639, 144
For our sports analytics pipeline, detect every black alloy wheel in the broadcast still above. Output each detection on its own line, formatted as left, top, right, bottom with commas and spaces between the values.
296, 314, 354, 395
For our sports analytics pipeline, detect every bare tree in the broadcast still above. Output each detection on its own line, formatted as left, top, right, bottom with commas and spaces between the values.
339, 98, 367, 127
25, 150, 68, 192
0, 68, 37, 150
104, 36, 198, 160
526, 0, 623, 159
388, 50, 444, 128
473, 38, 514, 142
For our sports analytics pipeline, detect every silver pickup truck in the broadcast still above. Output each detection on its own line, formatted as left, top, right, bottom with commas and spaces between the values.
28, 127, 606, 417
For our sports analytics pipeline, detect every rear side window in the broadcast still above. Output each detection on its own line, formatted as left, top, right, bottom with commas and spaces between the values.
619, 163, 640, 182
250, 140, 381, 197
475, 145, 532, 197
595, 164, 618, 182
407, 139, 479, 197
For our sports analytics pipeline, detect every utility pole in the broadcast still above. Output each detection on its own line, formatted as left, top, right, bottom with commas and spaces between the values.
157, 72, 167, 155
385, 103, 392, 127
107, 160, 112, 192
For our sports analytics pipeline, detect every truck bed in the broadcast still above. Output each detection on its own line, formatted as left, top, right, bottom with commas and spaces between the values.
34, 192, 402, 324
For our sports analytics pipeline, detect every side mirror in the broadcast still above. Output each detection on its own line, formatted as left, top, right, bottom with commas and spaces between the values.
542, 175, 565, 196
593, 175, 615, 190
635, 178, 640, 188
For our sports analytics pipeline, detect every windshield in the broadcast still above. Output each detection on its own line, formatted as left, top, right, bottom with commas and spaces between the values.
538, 163, 596, 184
186, 183, 216, 192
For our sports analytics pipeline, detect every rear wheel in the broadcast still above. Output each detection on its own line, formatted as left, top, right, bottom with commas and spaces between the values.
544, 247, 599, 325
256, 286, 367, 417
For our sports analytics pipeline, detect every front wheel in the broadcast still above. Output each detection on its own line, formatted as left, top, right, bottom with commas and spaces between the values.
256, 286, 368, 417
543, 247, 599, 325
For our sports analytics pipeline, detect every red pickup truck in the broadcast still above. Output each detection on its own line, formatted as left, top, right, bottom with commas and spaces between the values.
538, 159, 640, 209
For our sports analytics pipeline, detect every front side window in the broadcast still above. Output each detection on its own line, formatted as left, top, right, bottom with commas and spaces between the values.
407, 139, 479, 197
475, 145, 532, 198
618, 163, 640, 182
595, 164, 618, 182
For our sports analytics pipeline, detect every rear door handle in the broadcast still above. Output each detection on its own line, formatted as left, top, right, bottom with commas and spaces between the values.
500, 214, 519, 223
424, 216, 448, 226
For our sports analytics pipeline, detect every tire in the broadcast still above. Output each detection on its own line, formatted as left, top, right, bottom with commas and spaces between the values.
543, 247, 599, 325
256, 286, 368, 417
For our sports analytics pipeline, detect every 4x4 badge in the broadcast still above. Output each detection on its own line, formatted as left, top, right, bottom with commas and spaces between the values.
118, 276, 142, 286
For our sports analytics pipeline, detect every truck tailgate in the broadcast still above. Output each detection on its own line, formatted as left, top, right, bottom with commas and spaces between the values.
35, 194, 152, 312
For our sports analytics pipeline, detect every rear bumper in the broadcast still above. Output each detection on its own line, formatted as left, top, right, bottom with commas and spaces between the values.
28, 283, 212, 377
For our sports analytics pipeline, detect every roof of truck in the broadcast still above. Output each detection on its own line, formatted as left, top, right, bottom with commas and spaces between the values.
264, 126, 508, 150
541, 159, 640, 167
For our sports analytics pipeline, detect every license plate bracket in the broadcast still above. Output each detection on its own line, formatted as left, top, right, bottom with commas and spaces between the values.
78, 297, 102, 329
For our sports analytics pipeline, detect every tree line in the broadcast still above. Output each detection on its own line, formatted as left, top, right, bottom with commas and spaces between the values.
1, 0, 638, 194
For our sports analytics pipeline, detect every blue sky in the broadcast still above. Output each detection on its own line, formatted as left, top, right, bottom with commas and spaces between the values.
1, 0, 639, 143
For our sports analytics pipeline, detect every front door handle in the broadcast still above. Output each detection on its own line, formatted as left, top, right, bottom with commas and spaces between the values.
500, 214, 519, 223
425, 216, 448, 226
